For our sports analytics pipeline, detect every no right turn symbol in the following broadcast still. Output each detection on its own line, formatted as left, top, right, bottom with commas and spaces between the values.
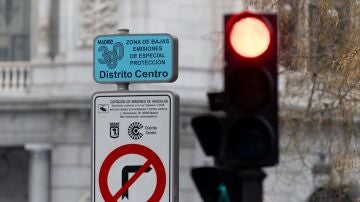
99, 144, 166, 202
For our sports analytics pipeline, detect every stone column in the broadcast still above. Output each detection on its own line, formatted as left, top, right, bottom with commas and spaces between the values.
25, 143, 52, 202
32, 0, 52, 61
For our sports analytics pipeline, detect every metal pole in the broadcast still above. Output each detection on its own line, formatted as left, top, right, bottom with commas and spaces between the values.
239, 169, 265, 202
116, 29, 130, 91
224, 168, 266, 202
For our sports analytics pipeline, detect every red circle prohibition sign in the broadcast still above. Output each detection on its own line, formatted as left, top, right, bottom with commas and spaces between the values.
99, 144, 166, 202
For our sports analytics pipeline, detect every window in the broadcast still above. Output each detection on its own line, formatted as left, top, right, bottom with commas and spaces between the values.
0, 147, 29, 202
0, 0, 30, 61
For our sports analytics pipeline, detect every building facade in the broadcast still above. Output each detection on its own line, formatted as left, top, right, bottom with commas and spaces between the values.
0, 0, 359, 202
0, 0, 236, 201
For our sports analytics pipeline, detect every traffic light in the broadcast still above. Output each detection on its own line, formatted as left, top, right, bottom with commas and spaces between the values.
219, 11, 278, 168
191, 10, 278, 201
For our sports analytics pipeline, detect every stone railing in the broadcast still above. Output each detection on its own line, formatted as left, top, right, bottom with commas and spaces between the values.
0, 62, 31, 92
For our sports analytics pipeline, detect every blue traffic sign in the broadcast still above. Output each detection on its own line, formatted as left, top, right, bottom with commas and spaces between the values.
93, 34, 178, 83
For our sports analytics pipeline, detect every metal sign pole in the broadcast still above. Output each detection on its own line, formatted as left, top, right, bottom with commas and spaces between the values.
116, 28, 130, 91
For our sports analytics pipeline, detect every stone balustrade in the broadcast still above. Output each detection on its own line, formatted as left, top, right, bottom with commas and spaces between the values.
0, 62, 31, 92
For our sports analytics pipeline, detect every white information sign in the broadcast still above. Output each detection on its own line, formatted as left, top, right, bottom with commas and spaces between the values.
92, 91, 179, 202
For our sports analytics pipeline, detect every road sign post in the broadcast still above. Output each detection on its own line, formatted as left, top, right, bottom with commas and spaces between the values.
92, 91, 179, 202
92, 31, 179, 201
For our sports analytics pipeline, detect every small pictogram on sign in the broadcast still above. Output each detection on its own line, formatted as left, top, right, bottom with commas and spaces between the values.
97, 42, 124, 69
110, 122, 119, 138
128, 122, 144, 140
98, 104, 109, 113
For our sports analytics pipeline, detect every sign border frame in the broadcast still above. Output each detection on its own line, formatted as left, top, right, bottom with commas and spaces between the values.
91, 90, 179, 202
93, 33, 178, 84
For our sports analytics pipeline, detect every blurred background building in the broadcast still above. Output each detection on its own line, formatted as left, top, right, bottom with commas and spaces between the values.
0, 0, 359, 202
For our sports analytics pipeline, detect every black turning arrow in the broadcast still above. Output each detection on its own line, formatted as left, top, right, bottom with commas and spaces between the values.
121, 165, 152, 199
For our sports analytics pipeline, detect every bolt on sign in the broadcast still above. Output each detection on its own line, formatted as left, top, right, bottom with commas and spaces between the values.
92, 91, 179, 202
93, 34, 178, 83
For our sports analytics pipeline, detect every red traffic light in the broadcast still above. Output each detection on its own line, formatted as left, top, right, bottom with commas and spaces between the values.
226, 11, 273, 59
224, 11, 277, 111
222, 11, 278, 167
230, 17, 270, 58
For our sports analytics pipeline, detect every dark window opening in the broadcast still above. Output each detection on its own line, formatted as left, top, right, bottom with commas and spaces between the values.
0, 0, 30, 61
0, 147, 29, 202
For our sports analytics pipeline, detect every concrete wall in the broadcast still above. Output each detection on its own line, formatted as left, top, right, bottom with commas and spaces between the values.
51, 144, 91, 202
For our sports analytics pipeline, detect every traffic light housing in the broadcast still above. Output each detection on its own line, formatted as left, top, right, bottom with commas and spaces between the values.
220, 11, 278, 167
191, 115, 221, 157
191, 10, 278, 201
191, 167, 222, 202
